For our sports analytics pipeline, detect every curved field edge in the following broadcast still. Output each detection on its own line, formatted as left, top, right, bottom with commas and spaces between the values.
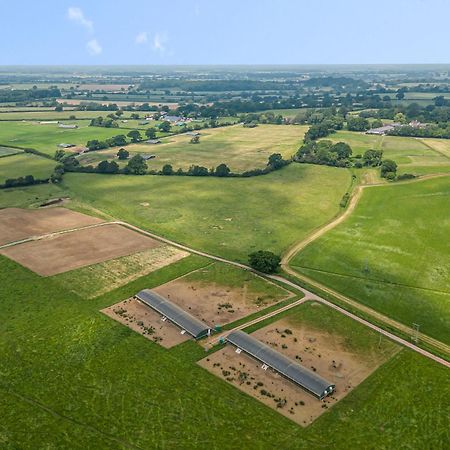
290, 176, 450, 345
1, 255, 449, 449
60, 164, 352, 262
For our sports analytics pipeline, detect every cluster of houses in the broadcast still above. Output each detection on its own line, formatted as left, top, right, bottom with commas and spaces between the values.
366, 120, 426, 135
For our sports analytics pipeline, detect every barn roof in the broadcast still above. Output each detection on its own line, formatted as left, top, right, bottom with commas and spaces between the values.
136, 289, 211, 339
226, 330, 335, 399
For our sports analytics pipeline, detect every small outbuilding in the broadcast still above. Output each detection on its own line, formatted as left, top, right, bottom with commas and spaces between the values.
58, 123, 78, 129
226, 330, 335, 400
136, 289, 212, 339
145, 139, 161, 144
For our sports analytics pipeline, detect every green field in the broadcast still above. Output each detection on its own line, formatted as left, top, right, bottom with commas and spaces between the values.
78, 124, 308, 172
0, 110, 118, 121
291, 176, 450, 344
61, 164, 350, 261
0, 146, 21, 157
0, 153, 56, 183
324, 131, 450, 175
1, 255, 448, 449
0, 121, 135, 156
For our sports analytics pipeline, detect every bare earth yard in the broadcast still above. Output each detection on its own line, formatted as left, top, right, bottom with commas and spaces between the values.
102, 297, 191, 348
199, 307, 398, 426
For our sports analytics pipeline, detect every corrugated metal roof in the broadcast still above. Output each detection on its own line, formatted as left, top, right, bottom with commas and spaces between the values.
136, 289, 211, 339
226, 330, 334, 399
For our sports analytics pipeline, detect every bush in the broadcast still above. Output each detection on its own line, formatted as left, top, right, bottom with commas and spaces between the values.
396, 173, 416, 181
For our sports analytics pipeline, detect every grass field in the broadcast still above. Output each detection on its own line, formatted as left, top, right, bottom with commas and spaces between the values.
78, 124, 308, 172
0, 153, 56, 183
0, 146, 21, 157
324, 131, 450, 176
61, 164, 351, 261
0, 121, 135, 156
0, 110, 119, 121
291, 176, 450, 344
1, 255, 448, 449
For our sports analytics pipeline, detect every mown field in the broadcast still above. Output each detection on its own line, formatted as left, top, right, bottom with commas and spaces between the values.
291, 176, 450, 344
1, 255, 448, 449
78, 124, 308, 172
324, 131, 450, 176
60, 164, 351, 261
0, 153, 56, 183
0, 121, 134, 156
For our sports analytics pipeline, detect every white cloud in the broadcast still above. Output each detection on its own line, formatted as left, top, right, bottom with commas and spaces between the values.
153, 32, 168, 53
135, 31, 148, 45
86, 39, 102, 56
67, 7, 93, 31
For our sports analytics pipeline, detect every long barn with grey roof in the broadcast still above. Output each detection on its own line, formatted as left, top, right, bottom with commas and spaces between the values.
136, 289, 212, 339
226, 330, 335, 399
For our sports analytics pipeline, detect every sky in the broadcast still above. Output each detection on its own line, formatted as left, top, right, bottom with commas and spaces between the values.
1, 0, 449, 65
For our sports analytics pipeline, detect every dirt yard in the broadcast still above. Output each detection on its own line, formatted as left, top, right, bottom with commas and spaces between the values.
102, 298, 190, 348
199, 315, 397, 426
153, 276, 293, 327
0, 224, 161, 276
0, 207, 103, 245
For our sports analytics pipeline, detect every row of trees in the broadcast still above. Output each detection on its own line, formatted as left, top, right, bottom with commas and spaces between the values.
1, 174, 49, 189
295, 141, 352, 167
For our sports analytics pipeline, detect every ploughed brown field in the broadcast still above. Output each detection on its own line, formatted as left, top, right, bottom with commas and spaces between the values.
0, 223, 161, 276
0, 207, 103, 245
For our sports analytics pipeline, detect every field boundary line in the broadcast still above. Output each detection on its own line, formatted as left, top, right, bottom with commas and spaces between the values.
291, 264, 450, 296
418, 138, 450, 161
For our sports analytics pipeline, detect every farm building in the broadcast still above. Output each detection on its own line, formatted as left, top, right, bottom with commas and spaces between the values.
58, 123, 78, 129
186, 131, 200, 136
57, 143, 75, 148
366, 123, 399, 135
142, 154, 156, 161
136, 290, 212, 339
145, 139, 161, 144
226, 330, 335, 400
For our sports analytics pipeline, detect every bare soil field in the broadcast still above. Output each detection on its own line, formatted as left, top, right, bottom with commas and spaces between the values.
0, 224, 160, 276
199, 312, 398, 426
0, 207, 103, 245
154, 273, 293, 328
102, 297, 190, 348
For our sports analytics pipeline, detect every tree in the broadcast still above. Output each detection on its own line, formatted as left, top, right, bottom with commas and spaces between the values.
187, 165, 209, 176
125, 155, 147, 175
434, 95, 446, 107
267, 153, 287, 169
158, 121, 171, 133
380, 159, 398, 178
55, 105, 63, 112
371, 119, 383, 128
97, 160, 119, 174
190, 135, 200, 144
248, 251, 281, 274
54, 149, 66, 161
215, 163, 230, 177
110, 134, 127, 146
363, 149, 383, 166
145, 127, 157, 139
394, 112, 407, 124
331, 142, 352, 159
127, 130, 142, 143
117, 148, 129, 160
347, 116, 370, 131
161, 164, 174, 175
396, 90, 405, 100
130, 113, 140, 119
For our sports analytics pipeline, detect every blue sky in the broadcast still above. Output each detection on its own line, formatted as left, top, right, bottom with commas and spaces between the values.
1, 0, 449, 65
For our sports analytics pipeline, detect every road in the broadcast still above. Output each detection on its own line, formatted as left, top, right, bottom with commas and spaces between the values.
2, 216, 448, 368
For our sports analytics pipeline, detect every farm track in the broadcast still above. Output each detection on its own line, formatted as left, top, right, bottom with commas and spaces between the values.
281, 173, 450, 359
3, 212, 449, 367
